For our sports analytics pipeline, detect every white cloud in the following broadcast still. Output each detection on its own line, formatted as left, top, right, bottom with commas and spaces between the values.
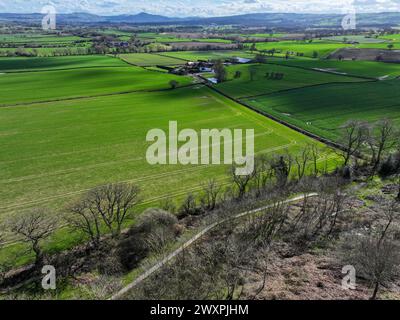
0, 0, 399, 16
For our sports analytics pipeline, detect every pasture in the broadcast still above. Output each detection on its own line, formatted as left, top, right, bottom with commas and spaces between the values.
322, 35, 387, 43
267, 58, 400, 79
242, 80, 400, 141
159, 50, 255, 61
254, 41, 348, 58
0, 83, 335, 265
0, 55, 126, 72
0, 66, 192, 105
214, 63, 365, 99
118, 53, 187, 66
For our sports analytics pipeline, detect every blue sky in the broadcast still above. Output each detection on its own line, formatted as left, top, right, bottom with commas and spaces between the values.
0, 0, 399, 16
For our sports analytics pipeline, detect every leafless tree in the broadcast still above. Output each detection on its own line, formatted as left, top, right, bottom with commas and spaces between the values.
271, 153, 293, 188
66, 199, 102, 247
294, 146, 312, 181
367, 119, 398, 173
230, 164, 256, 199
179, 193, 199, 217
349, 236, 400, 300
72, 183, 140, 240
200, 179, 222, 212
7, 209, 57, 266
338, 120, 369, 166
253, 154, 274, 196
291, 177, 347, 244
309, 143, 321, 176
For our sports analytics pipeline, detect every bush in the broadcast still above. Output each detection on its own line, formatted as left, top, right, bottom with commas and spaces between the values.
117, 209, 179, 269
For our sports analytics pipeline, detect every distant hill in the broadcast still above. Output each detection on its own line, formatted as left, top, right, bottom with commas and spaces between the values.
1, 11, 400, 27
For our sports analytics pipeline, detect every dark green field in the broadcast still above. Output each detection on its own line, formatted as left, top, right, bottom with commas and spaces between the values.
242, 80, 400, 141
215, 63, 366, 99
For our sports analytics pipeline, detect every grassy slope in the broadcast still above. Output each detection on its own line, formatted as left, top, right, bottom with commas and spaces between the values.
159, 50, 255, 61
0, 66, 192, 105
214, 63, 365, 99
0, 85, 334, 266
118, 53, 186, 66
0, 55, 126, 72
242, 80, 400, 141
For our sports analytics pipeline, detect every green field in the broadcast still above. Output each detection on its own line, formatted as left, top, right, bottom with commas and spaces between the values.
242, 80, 400, 141
118, 53, 187, 66
322, 35, 387, 43
0, 79, 335, 265
265, 58, 400, 79
0, 34, 84, 44
0, 55, 126, 72
0, 66, 192, 105
254, 41, 349, 58
214, 63, 365, 99
159, 50, 255, 61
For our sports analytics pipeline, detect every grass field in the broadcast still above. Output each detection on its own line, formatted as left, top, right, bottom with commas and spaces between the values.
0, 82, 335, 265
0, 34, 84, 44
0, 66, 192, 105
214, 63, 365, 99
159, 50, 255, 61
118, 53, 187, 66
254, 41, 349, 58
242, 80, 400, 141
265, 58, 400, 79
0, 55, 127, 72
322, 35, 387, 43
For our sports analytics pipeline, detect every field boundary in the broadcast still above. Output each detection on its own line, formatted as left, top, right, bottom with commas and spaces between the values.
264, 60, 377, 81
204, 81, 349, 153
110, 193, 318, 300
236, 79, 376, 100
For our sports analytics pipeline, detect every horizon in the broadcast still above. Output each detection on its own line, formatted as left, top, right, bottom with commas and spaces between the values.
0, 0, 400, 18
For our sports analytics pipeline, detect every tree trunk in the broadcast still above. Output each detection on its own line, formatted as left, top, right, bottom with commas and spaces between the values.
371, 282, 380, 300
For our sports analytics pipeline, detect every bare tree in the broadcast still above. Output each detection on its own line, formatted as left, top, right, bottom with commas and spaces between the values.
271, 153, 293, 188
349, 236, 400, 300
309, 143, 321, 176
338, 120, 369, 166
253, 155, 274, 196
200, 179, 222, 211
66, 199, 102, 247
88, 183, 140, 237
179, 193, 199, 217
367, 119, 397, 172
230, 165, 256, 199
7, 209, 57, 266
294, 146, 312, 181
66, 183, 140, 245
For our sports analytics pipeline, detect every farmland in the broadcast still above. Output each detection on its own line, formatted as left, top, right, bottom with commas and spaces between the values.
0, 51, 338, 266
266, 58, 400, 79
253, 41, 349, 58
118, 53, 187, 66
159, 50, 255, 61
0, 64, 192, 105
214, 63, 366, 99
1, 14, 400, 301
242, 80, 400, 141
0, 55, 126, 72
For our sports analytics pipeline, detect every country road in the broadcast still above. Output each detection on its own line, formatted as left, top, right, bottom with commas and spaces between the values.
110, 193, 318, 300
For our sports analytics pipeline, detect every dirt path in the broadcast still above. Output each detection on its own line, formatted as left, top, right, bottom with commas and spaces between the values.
110, 193, 317, 300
